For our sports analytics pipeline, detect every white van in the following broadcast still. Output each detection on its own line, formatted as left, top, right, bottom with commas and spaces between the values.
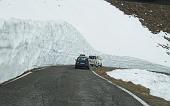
88, 56, 102, 67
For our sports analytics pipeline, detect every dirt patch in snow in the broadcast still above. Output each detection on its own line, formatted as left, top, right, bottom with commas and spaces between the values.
94, 67, 170, 106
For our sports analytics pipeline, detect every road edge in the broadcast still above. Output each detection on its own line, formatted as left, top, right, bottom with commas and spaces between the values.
91, 70, 150, 106
0, 66, 48, 85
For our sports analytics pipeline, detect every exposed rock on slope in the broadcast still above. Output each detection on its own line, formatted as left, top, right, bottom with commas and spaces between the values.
107, 0, 170, 34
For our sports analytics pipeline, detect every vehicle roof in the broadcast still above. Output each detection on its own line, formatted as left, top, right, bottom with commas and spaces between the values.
89, 56, 101, 57
78, 56, 88, 58
80, 54, 86, 56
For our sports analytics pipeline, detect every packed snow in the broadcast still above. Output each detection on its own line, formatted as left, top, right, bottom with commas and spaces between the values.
107, 69, 170, 101
0, 0, 170, 83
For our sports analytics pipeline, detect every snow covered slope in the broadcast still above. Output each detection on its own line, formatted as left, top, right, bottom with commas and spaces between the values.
0, 0, 169, 67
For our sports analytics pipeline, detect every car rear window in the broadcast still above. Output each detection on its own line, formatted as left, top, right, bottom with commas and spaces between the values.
89, 56, 96, 59
77, 57, 87, 61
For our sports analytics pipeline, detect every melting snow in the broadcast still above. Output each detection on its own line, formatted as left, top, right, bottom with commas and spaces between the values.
107, 69, 170, 101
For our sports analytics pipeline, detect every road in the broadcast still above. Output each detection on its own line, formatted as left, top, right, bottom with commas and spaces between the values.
0, 65, 143, 106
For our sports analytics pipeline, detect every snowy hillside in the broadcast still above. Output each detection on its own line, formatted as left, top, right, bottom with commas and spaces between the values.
0, 0, 169, 67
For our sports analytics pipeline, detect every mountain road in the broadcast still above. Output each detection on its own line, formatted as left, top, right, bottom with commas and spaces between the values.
0, 65, 144, 106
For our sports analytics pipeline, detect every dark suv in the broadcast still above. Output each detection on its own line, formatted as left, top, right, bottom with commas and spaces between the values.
75, 56, 89, 69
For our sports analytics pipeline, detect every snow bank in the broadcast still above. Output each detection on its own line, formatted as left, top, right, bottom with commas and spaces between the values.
102, 55, 170, 74
0, 0, 169, 67
107, 69, 170, 101
0, 19, 96, 83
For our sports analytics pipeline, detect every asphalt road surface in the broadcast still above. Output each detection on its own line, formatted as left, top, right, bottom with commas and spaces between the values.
0, 65, 143, 106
